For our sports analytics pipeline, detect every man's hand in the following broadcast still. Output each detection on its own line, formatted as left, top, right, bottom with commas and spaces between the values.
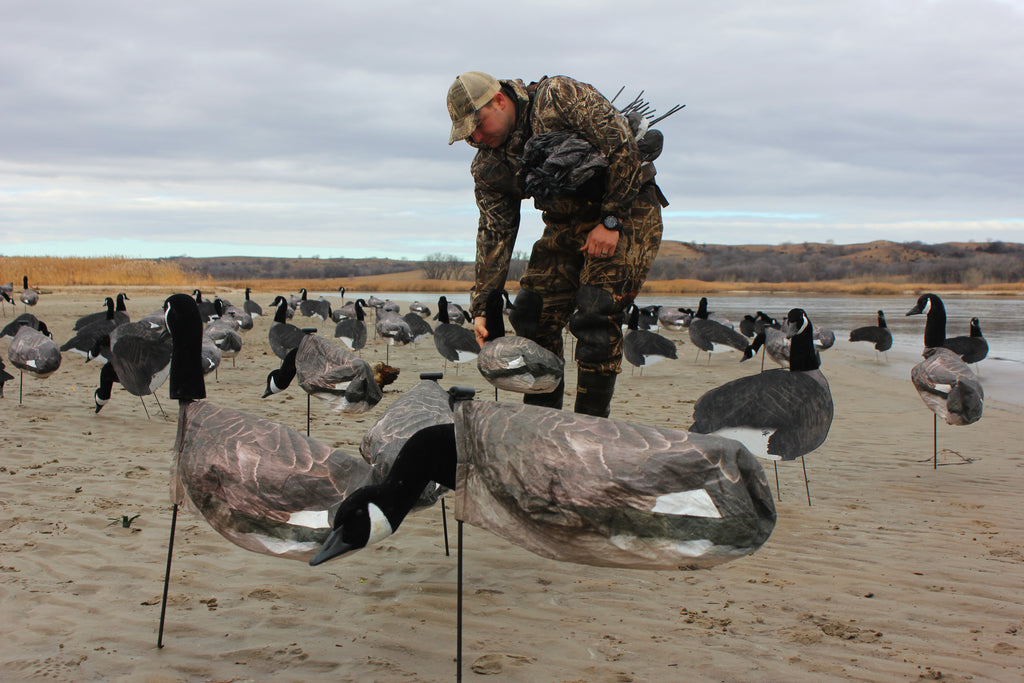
581, 224, 620, 258
474, 316, 488, 348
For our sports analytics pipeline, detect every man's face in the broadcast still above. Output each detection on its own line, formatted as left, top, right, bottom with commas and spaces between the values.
469, 94, 514, 149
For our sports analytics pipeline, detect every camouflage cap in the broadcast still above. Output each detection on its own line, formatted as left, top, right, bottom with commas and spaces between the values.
447, 71, 500, 145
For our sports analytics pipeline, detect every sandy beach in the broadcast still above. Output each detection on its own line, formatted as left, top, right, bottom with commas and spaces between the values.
1, 286, 1022, 682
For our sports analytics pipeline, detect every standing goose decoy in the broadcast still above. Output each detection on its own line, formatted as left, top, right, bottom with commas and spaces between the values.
402, 311, 433, 343
636, 305, 661, 331
74, 293, 130, 330
8, 324, 62, 403
691, 308, 833, 505
744, 323, 789, 368
61, 297, 121, 361
263, 333, 382, 415
433, 296, 479, 371
477, 289, 564, 394
0, 282, 14, 316
849, 310, 893, 361
906, 294, 983, 466
434, 299, 469, 326
312, 397, 776, 570
243, 287, 263, 318
268, 296, 312, 360
95, 320, 173, 415
688, 298, 751, 363
203, 301, 243, 363
192, 290, 217, 322
20, 276, 39, 308
216, 298, 253, 331
332, 297, 364, 322
944, 317, 989, 367
298, 288, 333, 322
334, 298, 368, 351
375, 309, 414, 346
160, 292, 380, 565
623, 304, 678, 374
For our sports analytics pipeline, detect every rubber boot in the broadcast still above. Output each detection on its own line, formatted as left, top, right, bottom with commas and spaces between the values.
574, 370, 617, 418
524, 379, 564, 410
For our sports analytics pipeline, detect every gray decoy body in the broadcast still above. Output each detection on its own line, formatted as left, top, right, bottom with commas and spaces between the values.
243, 287, 262, 318
943, 317, 988, 365
62, 297, 120, 361
8, 325, 62, 377
20, 276, 38, 307
623, 304, 678, 369
74, 293, 130, 330
333, 299, 368, 351
691, 308, 834, 462
849, 310, 893, 353
268, 296, 310, 360
107, 321, 173, 397
477, 289, 564, 393
263, 333, 382, 413
375, 309, 414, 346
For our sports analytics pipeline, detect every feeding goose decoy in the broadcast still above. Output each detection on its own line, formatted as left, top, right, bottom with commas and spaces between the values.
312, 397, 776, 570
943, 317, 989, 367
268, 295, 312, 360
906, 293, 983, 434
334, 298, 368, 351
19, 276, 39, 308
477, 289, 564, 394
849, 310, 893, 361
623, 303, 678, 374
433, 296, 479, 369
61, 297, 121, 361
243, 287, 262, 318
691, 308, 833, 505
162, 293, 380, 562
409, 301, 431, 318
263, 333, 382, 414
94, 320, 173, 414
203, 301, 243, 362
74, 293, 130, 330
8, 324, 62, 381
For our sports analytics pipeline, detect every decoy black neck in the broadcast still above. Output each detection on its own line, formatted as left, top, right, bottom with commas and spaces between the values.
922, 295, 946, 348
696, 298, 709, 319
115, 294, 128, 311
484, 290, 506, 340
105, 298, 115, 319
789, 323, 820, 372
878, 311, 887, 328
165, 294, 208, 401
274, 299, 289, 324
265, 348, 297, 394
627, 304, 640, 331
970, 318, 982, 337
438, 297, 450, 325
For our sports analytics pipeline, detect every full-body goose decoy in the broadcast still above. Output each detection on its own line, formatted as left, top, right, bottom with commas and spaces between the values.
74, 293, 130, 330
375, 309, 414, 346
333, 298, 368, 351
906, 293, 983, 465
849, 310, 893, 361
1, 313, 47, 340
477, 289, 564, 394
268, 296, 312, 360
312, 397, 776, 570
332, 297, 365, 322
403, 312, 433, 343
409, 301, 431, 318
688, 298, 750, 363
0, 282, 13, 317
19, 276, 39, 308
297, 288, 332, 322
94, 320, 173, 414
433, 296, 479, 370
263, 333, 382, 415
944, 317, 989, 367
657, 307, 690, 331
623, 303, 678, 374
216, 298, 253, 331
192, 290, 217, 322
744, 324, 789, 368
243, 287, 262, 318
61, 297, 121, 361
8, 324, 62, 402
691, 308, 833, 504
203, 301, 243, 362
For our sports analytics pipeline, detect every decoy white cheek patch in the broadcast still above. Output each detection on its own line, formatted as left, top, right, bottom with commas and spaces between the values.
367, 503, 393, 544
287, 510, 331, 528
652, 489, 722, 518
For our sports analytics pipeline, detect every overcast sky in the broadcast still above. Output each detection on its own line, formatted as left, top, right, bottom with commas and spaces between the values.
3, 0, 1022, 261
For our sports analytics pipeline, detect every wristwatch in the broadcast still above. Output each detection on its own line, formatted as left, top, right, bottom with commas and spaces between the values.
602, 216, 622, 232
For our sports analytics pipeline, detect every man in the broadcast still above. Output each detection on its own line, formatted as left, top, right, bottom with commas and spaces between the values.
448, 71, 667, 418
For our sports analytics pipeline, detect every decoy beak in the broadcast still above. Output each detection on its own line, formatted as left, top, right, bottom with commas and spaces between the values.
309, 527, 358, 566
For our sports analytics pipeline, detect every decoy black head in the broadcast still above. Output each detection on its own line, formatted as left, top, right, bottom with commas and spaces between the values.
309, 487, 392, 566
164, 293, 207, 401
784, 308, 810, 339
906, 293, 941, 317
483, 289, 507, 341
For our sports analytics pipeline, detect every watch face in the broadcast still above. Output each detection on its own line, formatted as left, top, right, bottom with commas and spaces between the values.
603, 216, 622, 231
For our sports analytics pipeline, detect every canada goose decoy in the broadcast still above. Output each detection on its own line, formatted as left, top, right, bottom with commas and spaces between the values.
744, 324, 790, 368
403, 311, 433, 343
944, 317, 989, 367
74, 293, 130, 330
216, 298, 253, 331
849, 310, 893, 361
20, 276, 39, 308
0, 282, 13, 317
204, 301, 243, 364
691, 308, 833, 505
375, 309, 414, 346
192, 290, 217, 322
332, 297, 364, 322
8, 324, 62, 403
657, 307, 690, 331
0, 358, 13, 397
434, 298, 468, 326
312, 397, 776, 570
268, 296, 312, 360
623, 304, 678, 374
243, 287, 262, 318
297, 288, 332, 322
906, 293, 984, 466
61, 297, 121, 361
409, 301, 431, 318
433, 296, 479, 371
1, 313, 46, 340
94, 320, 173, 415
477, 289, 563, 394
688, 299, 750, 363
263, 333, 382, 415
334, 298, 368, 351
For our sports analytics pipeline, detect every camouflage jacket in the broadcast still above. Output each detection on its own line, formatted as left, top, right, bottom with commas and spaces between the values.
468, 75, 644, 317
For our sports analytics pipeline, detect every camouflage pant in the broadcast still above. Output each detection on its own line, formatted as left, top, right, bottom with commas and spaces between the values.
519, 197, 663, 374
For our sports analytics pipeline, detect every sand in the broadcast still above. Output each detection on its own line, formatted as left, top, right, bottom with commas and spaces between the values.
1, 286, 1022, 683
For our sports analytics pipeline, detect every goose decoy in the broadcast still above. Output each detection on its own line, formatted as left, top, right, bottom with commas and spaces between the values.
906, 293, 983, 432
944, 317, 989, 367
8, 324, 62, 379
61, 297, 121, 361
688, 299, 750, 363
433, 296, 479, 368
94, 320, 173, 414
161, 292, 379, 561
297, 288, 332, 322
216, 298, 253, 331
74, 293, 130, 330
19, 276, 38, 308
409, 301, 431, 318
312, 397, 776, 570
477, 289, 563, 393
657, 307, 690, 331
623, 304, 678, 374
744, 324, 790, 368
691, 308, 833, 504
192, 290, 217, 322
0, 289, 13, 317
332, 297, 364, 322
243, 287, 262, 318
204, 302, 243, 361
0, 358, 14, 397
268, 296, 312, 360
403, 311, 433, 343
434, 298, 468, 326
849, 310, 893, 360
263, 333, 382, 414
1, 313, 46, 340
375, 309, 414, 346
334, 298, 368, 351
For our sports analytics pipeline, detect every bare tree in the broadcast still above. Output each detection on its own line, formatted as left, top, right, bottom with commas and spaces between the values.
421, 253, 468, 280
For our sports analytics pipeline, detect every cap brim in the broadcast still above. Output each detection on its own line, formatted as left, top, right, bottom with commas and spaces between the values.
448, 112, 479, 145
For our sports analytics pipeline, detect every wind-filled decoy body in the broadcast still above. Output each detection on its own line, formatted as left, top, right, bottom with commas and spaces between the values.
8, 324, 61, 377
477, 289, 563, 393
298, 288, 332, 322
20, 276, 39, 307
74, 293, 130, 330
163, 293, 379, 561
263, 333, 382, 413
375, 309, 414, 346
243, 287, 262, 318
691, 308, 833, 462
94, 320, 173, 412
